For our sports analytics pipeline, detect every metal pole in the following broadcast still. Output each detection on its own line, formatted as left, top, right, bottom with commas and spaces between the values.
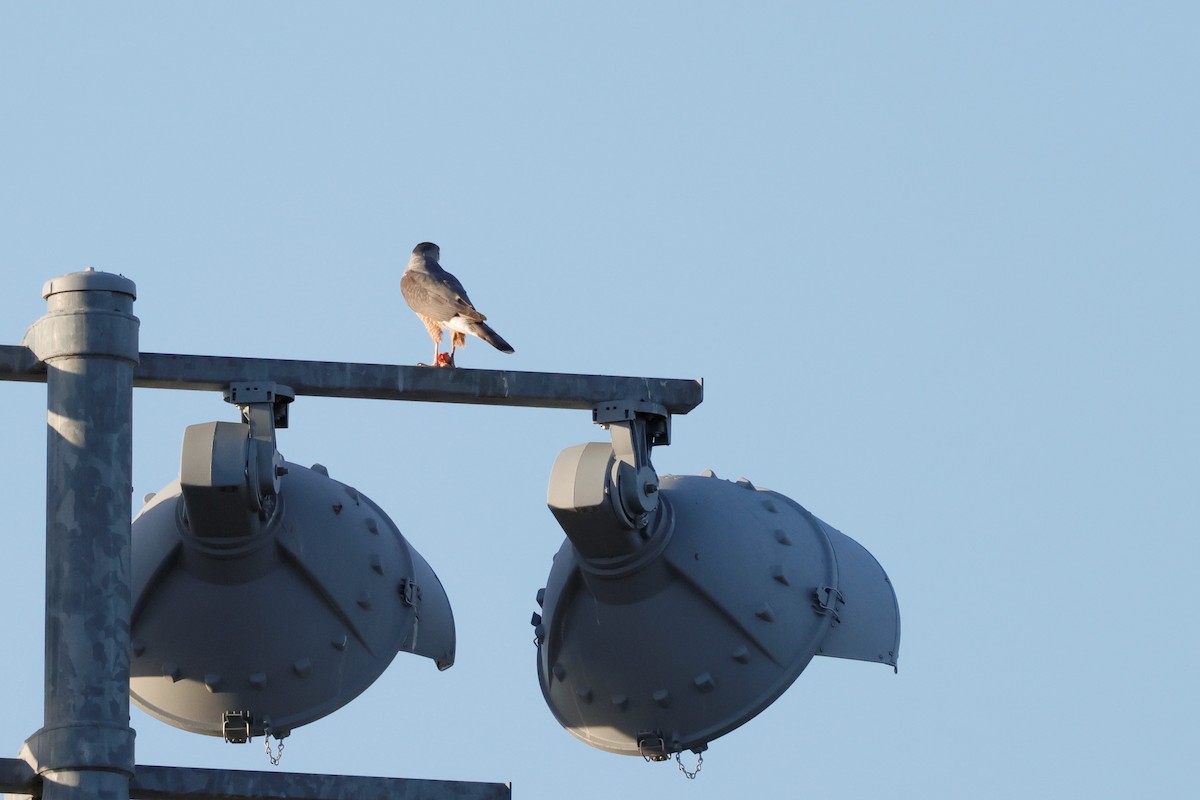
20, 270, 140, 799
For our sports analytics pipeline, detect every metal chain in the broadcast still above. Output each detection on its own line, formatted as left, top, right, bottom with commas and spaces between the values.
675, 751, 703, 779
264, 731, 285, 766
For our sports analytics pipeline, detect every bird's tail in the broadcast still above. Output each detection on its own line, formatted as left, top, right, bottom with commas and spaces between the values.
463, 320, 514, 353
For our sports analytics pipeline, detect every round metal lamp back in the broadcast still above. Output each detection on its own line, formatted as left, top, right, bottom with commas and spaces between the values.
131, 461, 454, 740
535, 472, 898, 757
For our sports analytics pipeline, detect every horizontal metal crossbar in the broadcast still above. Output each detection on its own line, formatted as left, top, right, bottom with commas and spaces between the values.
0, 345, 703, 414
0, 757, 34, 795
0, 758, 511, 799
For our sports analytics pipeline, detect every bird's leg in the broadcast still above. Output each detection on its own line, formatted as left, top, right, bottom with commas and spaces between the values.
417, 317, 447, 367
434, 336, 455, 368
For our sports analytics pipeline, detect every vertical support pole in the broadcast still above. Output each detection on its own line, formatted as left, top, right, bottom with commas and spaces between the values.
20, 270, 140, 799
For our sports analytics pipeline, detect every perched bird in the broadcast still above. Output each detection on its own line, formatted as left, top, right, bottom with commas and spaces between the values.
400, 242, 515, 367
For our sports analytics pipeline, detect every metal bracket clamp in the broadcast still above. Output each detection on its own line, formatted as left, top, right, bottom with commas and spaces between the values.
178, 382, 294, 539
223, 382, 294, 509
592, 401, 670, 530
398, 578, 422, 608
222, 710, 253, 744
224, 381, 295, 436
546, 400, 676, 563
813, 585, 845, 624
637, 732, 670, 762
19, 723, 137, 778
593, 400, 671, 447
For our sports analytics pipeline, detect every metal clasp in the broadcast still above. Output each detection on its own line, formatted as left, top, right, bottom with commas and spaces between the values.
222, 710, 253, 744
399, 578, 421, 608
813, 585, 845, 624
637, 732, 670, 762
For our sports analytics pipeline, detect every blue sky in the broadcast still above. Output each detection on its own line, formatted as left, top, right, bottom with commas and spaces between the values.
1, 3, 1196, 797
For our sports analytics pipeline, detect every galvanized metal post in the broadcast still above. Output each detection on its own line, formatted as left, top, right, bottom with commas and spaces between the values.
20, 270, 140, 800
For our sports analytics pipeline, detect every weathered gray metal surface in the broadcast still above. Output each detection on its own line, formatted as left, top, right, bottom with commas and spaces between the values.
0, 344, 703, 413
19, 271, 140, 799
0, 758, 511, 799
0, 343, 40, 380
0, 757, 36, 795
7, 269, 731, 794
130, 458, 455, 738
808, 514, 902, 670
537, 468, 901, 757
128, 764, 510, 799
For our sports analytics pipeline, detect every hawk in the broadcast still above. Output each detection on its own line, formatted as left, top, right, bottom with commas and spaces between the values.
401, 242, 515, 367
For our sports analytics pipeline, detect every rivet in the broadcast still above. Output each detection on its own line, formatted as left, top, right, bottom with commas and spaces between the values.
652, 689, 671, 708
771, 564, 790, 586
293, 658, 313, 678
552, 662, 566, 680
732, 646, 750, 664
693, 672, 715, 692
369, 554, 384, 574
755, 602, 776, 622
736, 477, 756, 489
332, 503, 343, 514
131, 639, 145, 657
576, 686, 593, 703
203, 674, 223, 692
331, 634, 348, 651
162, 662, 181, 682
773, 529, 792, 545
345, 486, 359, 502
311, 463, 329, 476
249, 672, 268, 690
611, 694, 629, 710
357, 590, 371, 609
364, 517, 379, 534
763, 499, 778, 513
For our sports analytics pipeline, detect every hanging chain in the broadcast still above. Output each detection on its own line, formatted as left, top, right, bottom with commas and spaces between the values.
263, 727, 285, 766
675, 750, 703, 779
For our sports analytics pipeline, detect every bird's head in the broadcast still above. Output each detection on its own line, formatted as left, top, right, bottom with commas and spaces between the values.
412, 242, 440, 261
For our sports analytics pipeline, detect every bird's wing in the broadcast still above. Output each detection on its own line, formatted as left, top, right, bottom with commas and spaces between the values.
401, 270, 487, 323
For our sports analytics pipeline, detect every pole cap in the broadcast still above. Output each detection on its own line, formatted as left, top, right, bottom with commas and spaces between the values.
42, 269, 137, 300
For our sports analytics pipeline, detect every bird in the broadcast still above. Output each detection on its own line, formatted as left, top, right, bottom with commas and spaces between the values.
400, 242, 514, 368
